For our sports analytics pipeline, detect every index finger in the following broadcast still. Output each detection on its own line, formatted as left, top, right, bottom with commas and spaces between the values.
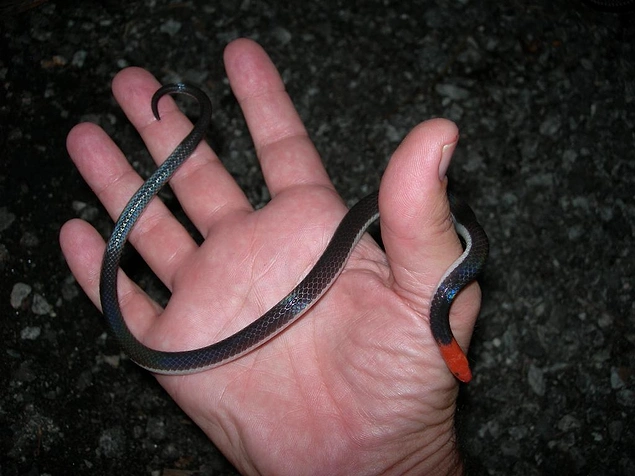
224, 39, 334, 197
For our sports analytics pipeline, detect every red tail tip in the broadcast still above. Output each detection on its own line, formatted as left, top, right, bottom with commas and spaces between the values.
438, 338, 472, 383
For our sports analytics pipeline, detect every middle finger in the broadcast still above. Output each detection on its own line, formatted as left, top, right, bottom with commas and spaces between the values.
112, 67, 253, 236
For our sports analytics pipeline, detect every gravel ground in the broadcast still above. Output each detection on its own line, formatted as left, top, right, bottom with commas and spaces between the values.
1, 1, 634, 475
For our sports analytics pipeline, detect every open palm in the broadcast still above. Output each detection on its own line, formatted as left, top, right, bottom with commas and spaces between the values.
60, 39, 481, 475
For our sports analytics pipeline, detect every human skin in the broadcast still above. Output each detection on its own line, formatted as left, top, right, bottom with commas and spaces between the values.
60, 38, 481, 475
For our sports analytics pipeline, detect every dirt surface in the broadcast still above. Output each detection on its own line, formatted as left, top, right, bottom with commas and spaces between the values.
1, 1, 634, 475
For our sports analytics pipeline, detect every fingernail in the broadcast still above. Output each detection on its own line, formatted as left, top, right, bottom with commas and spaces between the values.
439, 139, 458, 181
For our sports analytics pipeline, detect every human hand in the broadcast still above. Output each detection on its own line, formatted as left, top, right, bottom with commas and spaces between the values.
60, 38, 482, 475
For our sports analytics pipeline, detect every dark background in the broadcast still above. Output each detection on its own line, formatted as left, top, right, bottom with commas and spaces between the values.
1, 1, 634, 475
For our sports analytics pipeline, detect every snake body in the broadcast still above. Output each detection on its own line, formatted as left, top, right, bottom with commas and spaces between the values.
100, 83, 489, 382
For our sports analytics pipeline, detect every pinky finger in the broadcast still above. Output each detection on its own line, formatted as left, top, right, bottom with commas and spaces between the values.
60, 219, 162, 338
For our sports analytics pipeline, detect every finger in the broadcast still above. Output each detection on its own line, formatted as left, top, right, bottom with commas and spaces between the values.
66, 122, 196, 289
60, 219, 163, 338
111, 67, 252, 233
224, 38, 333, 197
380, 119, 482, 350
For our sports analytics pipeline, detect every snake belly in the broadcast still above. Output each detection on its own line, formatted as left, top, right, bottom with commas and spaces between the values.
99, 83, 489, 381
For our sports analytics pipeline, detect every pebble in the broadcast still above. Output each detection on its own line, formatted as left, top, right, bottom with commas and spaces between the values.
20, 326, 41, 340
10, 282, 32, 309
31, 293, 53, 315
0, 207, 16, 232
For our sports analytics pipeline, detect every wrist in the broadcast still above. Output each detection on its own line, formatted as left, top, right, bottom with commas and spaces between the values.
404, 439, 463, 476
389, 417, 463, 476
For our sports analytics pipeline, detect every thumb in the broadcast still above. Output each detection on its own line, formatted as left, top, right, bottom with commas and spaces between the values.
379, 118, 482, 381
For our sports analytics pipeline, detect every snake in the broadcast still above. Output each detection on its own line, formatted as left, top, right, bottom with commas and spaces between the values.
100, 83, 489, 382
